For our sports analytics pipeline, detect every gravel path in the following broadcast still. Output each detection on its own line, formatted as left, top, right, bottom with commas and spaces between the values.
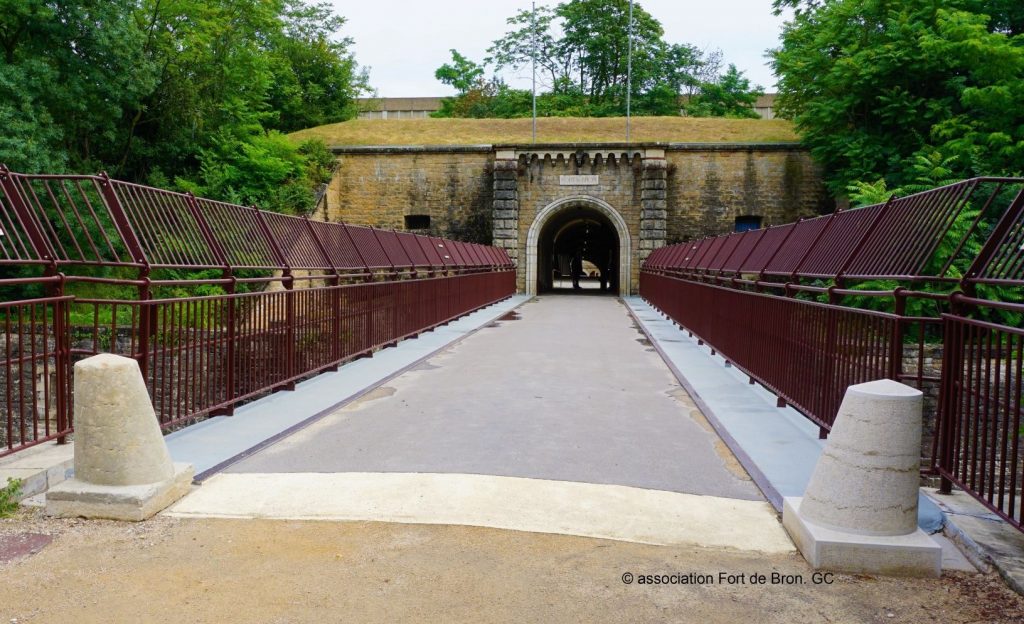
1, 508, 1023, 623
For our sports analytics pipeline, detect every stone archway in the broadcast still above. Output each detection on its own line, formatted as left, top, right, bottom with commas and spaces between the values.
526, 196, 631, 296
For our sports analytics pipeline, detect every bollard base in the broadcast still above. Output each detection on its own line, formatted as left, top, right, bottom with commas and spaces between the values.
783, 497, 941, 578
45, 463, 194, 522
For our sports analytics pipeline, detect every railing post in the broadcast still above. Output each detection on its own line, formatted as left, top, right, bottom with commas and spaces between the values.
53, 274, 70, 444
95, 173, 155, 382
136, 275, 153, 381
889, 288, 907, 382
284, 274, 296, 388
936, 314, 960, 495
0, 168, 55, 261
219, 275, 237, 416
936, 293, 974, 495
369, 228, 399, 340
962, 187, 1024, 295
95, 173, 149, 267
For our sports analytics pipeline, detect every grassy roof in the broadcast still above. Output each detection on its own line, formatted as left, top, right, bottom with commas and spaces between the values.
289, 116, 800, 146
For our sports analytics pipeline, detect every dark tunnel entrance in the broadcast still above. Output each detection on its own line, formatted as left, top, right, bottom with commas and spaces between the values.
537, 205, 619, 294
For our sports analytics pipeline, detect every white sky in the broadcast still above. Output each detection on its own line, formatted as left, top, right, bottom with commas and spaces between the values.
332, 1, 790, 97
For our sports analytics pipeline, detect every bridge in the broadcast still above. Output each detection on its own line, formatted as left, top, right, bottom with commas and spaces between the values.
1, 168, 1024, 608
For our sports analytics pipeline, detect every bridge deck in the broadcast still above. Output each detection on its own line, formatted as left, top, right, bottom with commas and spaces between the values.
221, 295, 761, 501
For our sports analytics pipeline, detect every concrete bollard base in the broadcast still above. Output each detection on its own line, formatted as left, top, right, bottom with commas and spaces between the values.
783, 497, 941, 578
46, 463, 194, 522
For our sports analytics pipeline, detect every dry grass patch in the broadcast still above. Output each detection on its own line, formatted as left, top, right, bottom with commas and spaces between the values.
290, 116, 800, 146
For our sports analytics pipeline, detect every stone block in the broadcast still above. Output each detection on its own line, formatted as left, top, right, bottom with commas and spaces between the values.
46, 464, 194, 522
45, 354, 194, 521
801, 379, 923, 535
494, 190, 516, 200
783, 497, 941, 577
72, 354, 177, 487
782, 379, 942, 578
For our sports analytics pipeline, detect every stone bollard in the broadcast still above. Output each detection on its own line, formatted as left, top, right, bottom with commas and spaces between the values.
46, 354, 194, 521
782, 379, 941, 577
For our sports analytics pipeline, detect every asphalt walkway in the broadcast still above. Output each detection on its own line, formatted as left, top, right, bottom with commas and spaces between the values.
173, 295, 784, 550
223, 295, 760, 499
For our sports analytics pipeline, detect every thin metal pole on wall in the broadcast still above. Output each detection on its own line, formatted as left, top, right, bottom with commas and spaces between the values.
625, 0, 634, 144
532, 1, 538, 143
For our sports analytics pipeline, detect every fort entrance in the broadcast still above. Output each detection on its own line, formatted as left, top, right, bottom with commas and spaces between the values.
322, 142, 829, 295
528, 196, 627, 295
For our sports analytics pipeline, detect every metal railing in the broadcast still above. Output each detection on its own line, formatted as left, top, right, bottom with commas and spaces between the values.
0, 168, 516, 457
937, 306, 1023, 531
641, 177, 1024, 532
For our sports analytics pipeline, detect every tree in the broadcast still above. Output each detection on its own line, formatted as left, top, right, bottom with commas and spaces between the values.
0, 0, 368, 213
557, 0, 665, 103
439, 0, 753, 119
485, 6, 568, 90
435, 49, 486, 94
266, 0, 370, 132
771, 0, 1024, 195
687, 64, 763, 119
0, 0, 157, 172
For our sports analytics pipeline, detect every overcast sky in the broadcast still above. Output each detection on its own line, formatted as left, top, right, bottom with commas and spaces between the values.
332, 0, 790, 97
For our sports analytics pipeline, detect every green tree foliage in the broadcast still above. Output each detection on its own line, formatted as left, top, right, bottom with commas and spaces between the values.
0, 0, 367, 214
435, 49, 486, 94
771, 0, 1024, 195
686, 64, 764, 119
435, 0, 761, 119
556, 0, 665, 103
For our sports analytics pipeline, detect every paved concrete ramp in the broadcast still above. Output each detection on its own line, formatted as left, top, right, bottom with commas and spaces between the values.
169, 472, 794, 554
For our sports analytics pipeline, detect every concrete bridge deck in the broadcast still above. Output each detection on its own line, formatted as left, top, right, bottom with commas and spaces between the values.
171, 295, 792, 551
224, 295, 758, 497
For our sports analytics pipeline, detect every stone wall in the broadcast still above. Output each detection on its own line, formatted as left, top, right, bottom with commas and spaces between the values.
665, 145, 828, 243
323, 142, 829, 294
323, 147, 494, 241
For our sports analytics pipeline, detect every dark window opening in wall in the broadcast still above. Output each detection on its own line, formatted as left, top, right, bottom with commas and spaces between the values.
405, 214, 431, 230
734, 215, 762, 232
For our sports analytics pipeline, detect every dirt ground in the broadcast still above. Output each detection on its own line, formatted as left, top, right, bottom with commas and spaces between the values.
1, 509, 1022, 624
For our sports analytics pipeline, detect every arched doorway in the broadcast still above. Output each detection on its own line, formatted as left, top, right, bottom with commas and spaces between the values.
525, 196, 631, 296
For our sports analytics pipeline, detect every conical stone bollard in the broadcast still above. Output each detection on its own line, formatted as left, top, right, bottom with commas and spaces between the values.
782, 379, 941, 577
46, 354, 194, 521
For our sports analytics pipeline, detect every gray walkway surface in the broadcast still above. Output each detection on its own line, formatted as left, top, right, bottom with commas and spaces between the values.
623, 296, 944, 532
227, 295, 762, 502
165, 295, 530, 478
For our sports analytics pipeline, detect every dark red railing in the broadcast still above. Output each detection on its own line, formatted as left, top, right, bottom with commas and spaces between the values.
937, 308, 1023, 531
641, 273, 902, 432
642, 177, 1024, 532
0, 167, 515, 457
66, 271, 515, 430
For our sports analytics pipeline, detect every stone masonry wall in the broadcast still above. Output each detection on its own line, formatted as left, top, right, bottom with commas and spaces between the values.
492, 158, 519, 265
640, 156, 668, 264
514, 152, 643, 292
665, 146, 828, 243
324, 148, 493, 240
322, 143, 829, 294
